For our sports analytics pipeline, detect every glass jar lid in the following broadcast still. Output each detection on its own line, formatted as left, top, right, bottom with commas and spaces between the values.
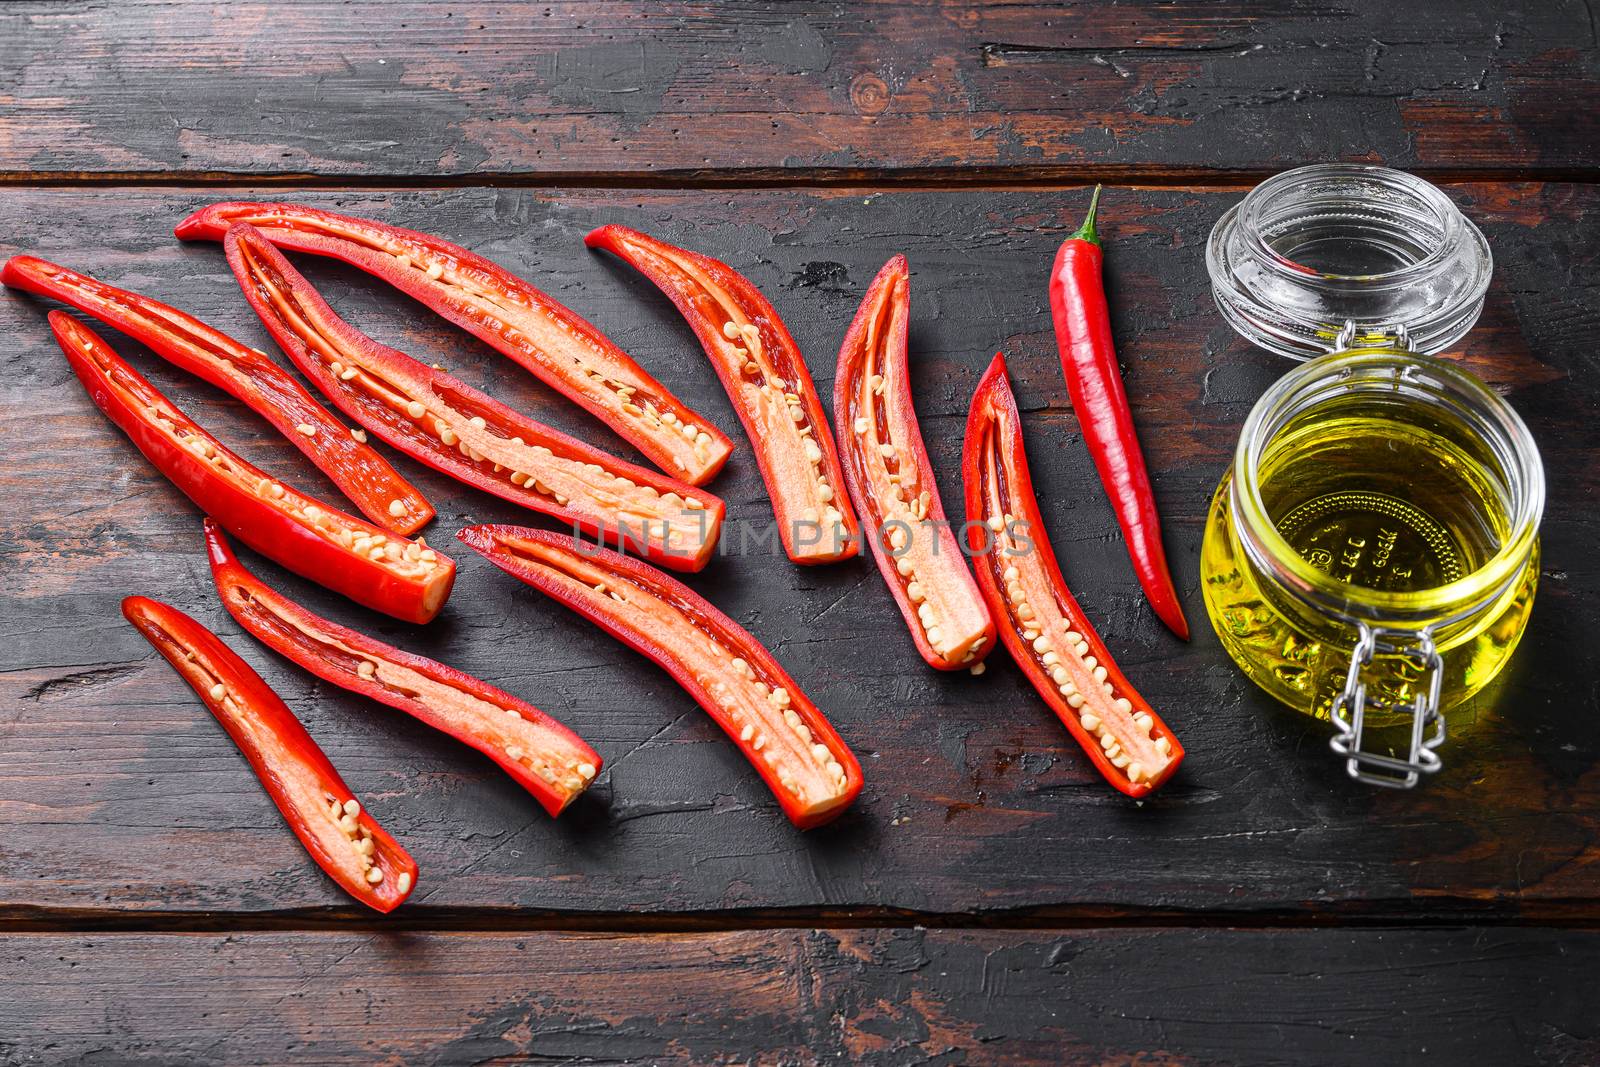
1207, 165, 1492, 360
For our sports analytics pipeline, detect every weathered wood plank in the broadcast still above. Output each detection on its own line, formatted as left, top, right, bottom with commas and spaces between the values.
3, 926, 1597, 1065
3, 1, 1597, 180
1, 184, 1596, 919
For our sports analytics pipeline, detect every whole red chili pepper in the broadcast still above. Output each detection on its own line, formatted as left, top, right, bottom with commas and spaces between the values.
205, 520, 600, 817
457, 525, 863, 830
52, 312, 454, 623
223, 224, 725, 573
1049, 186, 1190, 640
1, 254, 433, 535
963, 354, 1183, 797
122, 595, 418, 912
175, 202, 735, 485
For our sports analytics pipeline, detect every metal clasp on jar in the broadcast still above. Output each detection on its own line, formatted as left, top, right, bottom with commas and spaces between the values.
1329, 621, 1445, 789
1331, 320, 1413, 353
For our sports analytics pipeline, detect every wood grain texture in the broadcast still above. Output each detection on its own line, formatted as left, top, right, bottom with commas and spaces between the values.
1, 183, 1596, 921
3, 926, 1598, 1065
3, 1, 1598, 181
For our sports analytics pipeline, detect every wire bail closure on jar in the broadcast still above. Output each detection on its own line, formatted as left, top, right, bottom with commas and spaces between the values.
1329, 621, 1446, 788
1318, 321, 1448, 789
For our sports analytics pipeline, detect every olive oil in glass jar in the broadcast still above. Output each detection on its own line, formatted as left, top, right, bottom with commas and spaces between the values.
1202, 165, 1544, 788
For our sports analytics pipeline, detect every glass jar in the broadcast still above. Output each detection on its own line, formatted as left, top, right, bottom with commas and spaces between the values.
1200, 165, 1545, 788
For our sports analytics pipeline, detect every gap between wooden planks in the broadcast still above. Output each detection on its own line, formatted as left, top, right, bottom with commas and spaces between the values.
3, 165, 1600, 191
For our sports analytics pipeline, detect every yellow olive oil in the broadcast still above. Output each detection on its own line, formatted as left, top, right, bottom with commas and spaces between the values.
1201, 395, 1538, 721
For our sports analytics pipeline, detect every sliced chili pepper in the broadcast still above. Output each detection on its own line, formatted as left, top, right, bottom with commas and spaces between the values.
457, 525, 863, 829
963, 353, 1184, 797
204, 520, 599, 816
833, 256, 994, 670
1048, 187, 1190, 640
175, 201, 734, 486
1, 254, 432, 535
223, 224, 724, 573
121, 595, 417, 911
52, 313, 453, 623
585, 225, 860, 565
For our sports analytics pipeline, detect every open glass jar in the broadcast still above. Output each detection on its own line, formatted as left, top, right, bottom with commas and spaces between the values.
1201, 165, 1545, 788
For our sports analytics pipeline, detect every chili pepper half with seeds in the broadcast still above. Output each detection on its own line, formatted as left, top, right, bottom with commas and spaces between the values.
834, 255, 995, 671
176, 201, 735, 485
963, 353, 1183, 797
122, 595, 418, 912
223, 223, 725, 572
585, 225, 861, 565
458, 525, 864, 829
206, 519, 600, 817
51, 312, 454, 623
1, 254, 433, 535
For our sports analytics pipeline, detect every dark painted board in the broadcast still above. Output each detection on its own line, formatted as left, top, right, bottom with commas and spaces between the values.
3, 926, 1598, 1065
3, 1, 1598, 180
1, 184, 1596, 920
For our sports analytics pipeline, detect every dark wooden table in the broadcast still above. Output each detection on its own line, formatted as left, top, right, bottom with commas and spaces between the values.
3, 3, 1598, 1064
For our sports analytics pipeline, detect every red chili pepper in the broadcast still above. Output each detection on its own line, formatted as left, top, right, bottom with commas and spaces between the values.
585, 226, 861, 565
963, 354, 1184, 797
52, 312, 454, 623
222, 224, 725, 573
1, 254, 432, 535
122, 595, 418, 911
457, 525, 863, 829
1048, 187, 1190, 640
834, 256, 995, 671
204, 520, 599, 817
175, 202, 735, 486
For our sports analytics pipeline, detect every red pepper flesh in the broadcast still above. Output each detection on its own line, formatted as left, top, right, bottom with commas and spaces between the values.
121, 595, 418, 911
834, 256, 995, 670
585, 225, 860, 565
224, 224, 724, 573
175, 202, 734, 486
1, 254, 432, 535
457, 525, 863, 829
52, 313, 454, 623
963, 353, 1184, 797
1048, 187, 1190, 639
205, 520, 599, 816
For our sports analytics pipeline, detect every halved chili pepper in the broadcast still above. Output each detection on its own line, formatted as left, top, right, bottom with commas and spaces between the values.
585, 225, 860, 565
1, 254, 432, 535
963, 353, 1184, 797
833, 256, 995, 670
175, 201, 734, 486
223, 224, 724, 573
1049, 187, 1190, 640
121, 595, 417, 911
457, 525, 863, 829
52, 312, 454, 623
204, 520, 599, 816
